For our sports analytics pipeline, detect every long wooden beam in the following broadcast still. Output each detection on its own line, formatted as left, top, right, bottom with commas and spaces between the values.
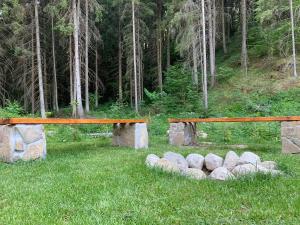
169, 116, 300, 123
0, 118, 148, 125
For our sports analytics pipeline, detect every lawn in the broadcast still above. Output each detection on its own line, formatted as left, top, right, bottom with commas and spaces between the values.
0, 134, 299, 225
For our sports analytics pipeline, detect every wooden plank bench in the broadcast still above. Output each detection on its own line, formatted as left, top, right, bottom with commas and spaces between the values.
0, 118, 149, 163
168, 116, 300, 154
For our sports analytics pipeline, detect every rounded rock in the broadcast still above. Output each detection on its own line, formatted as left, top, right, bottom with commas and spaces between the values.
156, 158, 180, 173
183, 168, 207, 180
238, 152, 261, 166
145, 154, 160, 167
186, 154, 205, 170
223, 151, 239, 171
232, 164, 257, 176
204, 153, 223, 171
259, 161, 277, 170
210, 167, 235, 181
163, 152, 188, 171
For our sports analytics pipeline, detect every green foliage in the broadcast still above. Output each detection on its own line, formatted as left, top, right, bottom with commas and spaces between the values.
0, 100, 24, 117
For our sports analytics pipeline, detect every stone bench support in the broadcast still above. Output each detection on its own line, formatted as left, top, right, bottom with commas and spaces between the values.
281, 122, 300, 154
0, 125, 47, 163
113, 123, 148, 149
169, 122, 196, 146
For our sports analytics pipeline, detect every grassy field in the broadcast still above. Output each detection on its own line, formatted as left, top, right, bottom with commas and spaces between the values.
0, 134, 299, 225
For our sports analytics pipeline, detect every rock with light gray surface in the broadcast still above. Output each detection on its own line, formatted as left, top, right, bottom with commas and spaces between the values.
186, 153, 204, 170
163, 152, 188, 171
259, 161, 277, 170
238, 152, 261, 166
169, 122, 196, 146
183, 168, 207, 180
204, 153, 223, 171
0, 125, 46, 163
232, 164, 257, 176
281, 122, 300, 154
145, 154, 160, 167
156, 158, 180, 173
223, 151, 239, 171
210, 167, 235, 181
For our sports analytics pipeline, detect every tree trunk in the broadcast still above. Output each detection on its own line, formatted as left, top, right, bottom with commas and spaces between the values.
51, 13, 59, 112
201, 0, 208, 111
290, 0, 298, 77
241, 0, 248, 75
34, 0, 46, 118
192, 38, 198, 86
157, 0, 163, 93
167, 29, 171, 69
85, 0, 90, 112
132, 0, 138, 114
43, 52, 48, 112
222, 0, 227, 54
31, 22, 35, 114
73, 0, 84, 118
118, 7, 123, 102
95, 45, 99, 108
208, 0, 216, 87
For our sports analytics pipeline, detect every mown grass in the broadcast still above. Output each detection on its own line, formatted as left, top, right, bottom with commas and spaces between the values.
0, 135, 299, 225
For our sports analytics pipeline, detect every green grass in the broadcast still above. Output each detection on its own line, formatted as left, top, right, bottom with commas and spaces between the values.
0, 135, 299, 225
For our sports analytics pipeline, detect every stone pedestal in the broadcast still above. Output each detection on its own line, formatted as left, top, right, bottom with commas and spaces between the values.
0, 125, 47, 163
112, 123, 148, 149
169, 122, 196, 146
281, 122, 300, 154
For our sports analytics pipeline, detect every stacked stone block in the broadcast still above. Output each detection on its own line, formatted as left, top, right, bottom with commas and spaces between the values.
281, 122, 300, 154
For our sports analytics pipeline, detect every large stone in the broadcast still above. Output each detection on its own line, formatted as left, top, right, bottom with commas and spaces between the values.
232, 164, 257, 176
169, 123, 196, 146
112, 123, 148, 149
238, 152, 261, 166
210, 167, 235, 181
163, 152, 188, 171
223, 151, 239, 171
256, 165, 283, 176
259, 161, 277, 170
204, 153, 223, 171
186, 153, 204, 170
281, 122, 300, 154
0, 125, 46, 163
155, 158, 180, 173
183, 168, 207, 180
145, 154, 160, 167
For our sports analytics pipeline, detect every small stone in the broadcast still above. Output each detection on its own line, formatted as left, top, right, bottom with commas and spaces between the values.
183, 168, 207, 180
256, 165, 283, 176
163, 152, 188, 171
210, 167, 235, 181
145, 154, 160, 167
223, 151, 239, 171
238, 152, 261, 166
186, 154, 204, 170
259, 161, 277, 170
156, 158, 180, 173
232, 164, 257, 176
204, 153, 223, 171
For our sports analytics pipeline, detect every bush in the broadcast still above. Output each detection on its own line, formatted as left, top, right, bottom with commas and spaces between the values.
0, 101, 24, 118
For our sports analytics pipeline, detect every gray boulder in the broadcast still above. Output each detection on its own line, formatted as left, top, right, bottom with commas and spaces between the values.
210, 167, 235, 181
145, 154, 160, 167
232, 164, 257, 176
256, 165, 283, 176
183, 168, 207, 180
238, 152, 261, 166
163, 152, 188, 171
259, 161, 277, 170
223, 151, 239, 171
205, 153, 223, 171
186, 153, 205, 170
156, 158, 180, 173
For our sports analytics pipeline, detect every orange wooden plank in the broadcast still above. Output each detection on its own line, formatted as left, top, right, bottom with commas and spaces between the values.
168, 116, 300, 123
0, 118, 148, 125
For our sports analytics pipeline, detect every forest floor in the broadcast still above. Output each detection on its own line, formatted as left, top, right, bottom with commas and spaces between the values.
0, 134, 299, 224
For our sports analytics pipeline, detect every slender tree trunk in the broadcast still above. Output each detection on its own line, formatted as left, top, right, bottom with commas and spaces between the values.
167, 29, 171, 69
132, 0, 138, 114
192, 39, 198, 86
222, 0, 227, 54
157, 0, 163, 93
31, 22, 35, 114
85, 0, 90, 112
241, 0, 248, 75
34, 0, 46, 118
51, 13, 59, 112
290, 0, 298, 77
95, 44, 99, 108
118, 9, 123, 102
202, 0, 208, 111
43, 52, 48, 112
208, 0, 216, 87
73, 0, 84, 118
